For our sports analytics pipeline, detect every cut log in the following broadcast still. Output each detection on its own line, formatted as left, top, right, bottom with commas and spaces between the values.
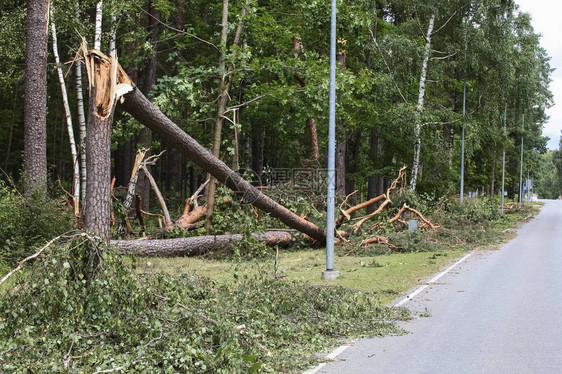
112, 231, 293, 257
120, 85, 326, 243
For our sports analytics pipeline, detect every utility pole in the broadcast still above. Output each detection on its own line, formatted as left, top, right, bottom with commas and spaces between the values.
460, 17, 468, 203
322, 0, 339, 281
501, 106, 506, 214
519, 114, 524, 205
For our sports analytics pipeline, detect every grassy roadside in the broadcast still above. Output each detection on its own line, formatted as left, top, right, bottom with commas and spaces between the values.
139, 249, 464, 305
0, 201, 541, 373
137, 203, 540, 306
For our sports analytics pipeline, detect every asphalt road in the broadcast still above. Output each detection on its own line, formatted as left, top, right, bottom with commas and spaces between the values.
315, 200, 562, 374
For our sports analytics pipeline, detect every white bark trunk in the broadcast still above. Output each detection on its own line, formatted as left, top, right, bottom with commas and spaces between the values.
204, 0, 230, 232
109, 13, 116, 55
410, 14, 435, 192
50, 13, 80, 212
76, 7, 87, 207
94, 1, 103, 50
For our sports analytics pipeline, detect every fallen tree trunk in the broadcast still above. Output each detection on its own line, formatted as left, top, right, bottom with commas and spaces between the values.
121, 85, 326, 243
112, 231, 293, 257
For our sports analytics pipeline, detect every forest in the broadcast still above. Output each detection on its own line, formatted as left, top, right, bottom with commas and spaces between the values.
1, 0, 559, 222
0, 0, 561, 372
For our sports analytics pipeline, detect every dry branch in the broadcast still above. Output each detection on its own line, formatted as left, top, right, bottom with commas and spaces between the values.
139, 164, 174, 230
360, 236, 388, 246
339, 166, 407, 231
390, 203, 440, 230
351, 199, 391, 231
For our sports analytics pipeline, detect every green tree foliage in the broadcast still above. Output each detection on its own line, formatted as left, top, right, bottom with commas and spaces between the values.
0, 0, 553, 216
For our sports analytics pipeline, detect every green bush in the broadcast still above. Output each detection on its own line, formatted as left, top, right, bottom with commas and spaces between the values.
0, 181, 74, 266
439, 197, 500, 225
0, 236, 409, 373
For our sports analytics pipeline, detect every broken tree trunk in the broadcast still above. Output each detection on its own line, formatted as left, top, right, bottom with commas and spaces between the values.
120, 86, 326, 243
112, 231, 293, 257
177, 178, 209, 228
139, 164, 174, 230
83, 47, 132, 242
118, 149, 146, 236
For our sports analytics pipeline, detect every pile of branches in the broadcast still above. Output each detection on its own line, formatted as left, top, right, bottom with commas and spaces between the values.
334, 166, 440, 250
0, 233, 409, 373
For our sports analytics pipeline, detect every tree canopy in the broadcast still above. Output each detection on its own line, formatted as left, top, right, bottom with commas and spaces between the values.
0, 0, 555, 214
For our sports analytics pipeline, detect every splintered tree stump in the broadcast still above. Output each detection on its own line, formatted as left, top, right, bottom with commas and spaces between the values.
112, 231, 293, 257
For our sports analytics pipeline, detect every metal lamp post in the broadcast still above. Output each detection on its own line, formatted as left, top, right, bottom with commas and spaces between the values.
322, 0, 339, 281
519, 113, 524, 205
501, 106, 506, 214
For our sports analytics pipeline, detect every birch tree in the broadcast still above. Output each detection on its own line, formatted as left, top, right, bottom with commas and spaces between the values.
50, 9, 80, 213
410, 14, 435, 192
205, 1, 248, 232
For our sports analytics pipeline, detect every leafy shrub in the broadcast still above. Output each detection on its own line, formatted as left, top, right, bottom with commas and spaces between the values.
0, 235, 409, 373
438, 197, 500, 225
0, 181, 74, 266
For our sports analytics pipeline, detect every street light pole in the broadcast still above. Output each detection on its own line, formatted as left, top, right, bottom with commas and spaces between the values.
322, 0, 339, 281
460, 79, 466, 203
501, 105, 506, 214
519, 113, 524, 205
460, 17, 468, 203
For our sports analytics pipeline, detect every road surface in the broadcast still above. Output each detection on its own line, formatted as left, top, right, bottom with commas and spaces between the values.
313, 200, 562, 374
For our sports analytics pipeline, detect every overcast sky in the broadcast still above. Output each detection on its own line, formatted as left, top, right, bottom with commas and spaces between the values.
515, 0, 562, 149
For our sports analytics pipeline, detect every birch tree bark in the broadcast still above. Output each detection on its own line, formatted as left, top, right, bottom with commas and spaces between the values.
50, 12, 80, 213
205, 1, 247, 231
75, 8, 88, 208
94, 1, 103, 50
410, 14, 435, 192
23, 0, 49, 194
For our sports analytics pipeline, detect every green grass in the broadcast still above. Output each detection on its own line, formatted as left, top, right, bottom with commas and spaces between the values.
138, 248, 464, 304
137, 202, 541, 305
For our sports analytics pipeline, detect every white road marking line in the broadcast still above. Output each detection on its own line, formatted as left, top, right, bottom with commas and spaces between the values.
302, 252, 473, 374
326, 344, 351, 359
393, 252, 473, 308
302, 344, 352, 374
